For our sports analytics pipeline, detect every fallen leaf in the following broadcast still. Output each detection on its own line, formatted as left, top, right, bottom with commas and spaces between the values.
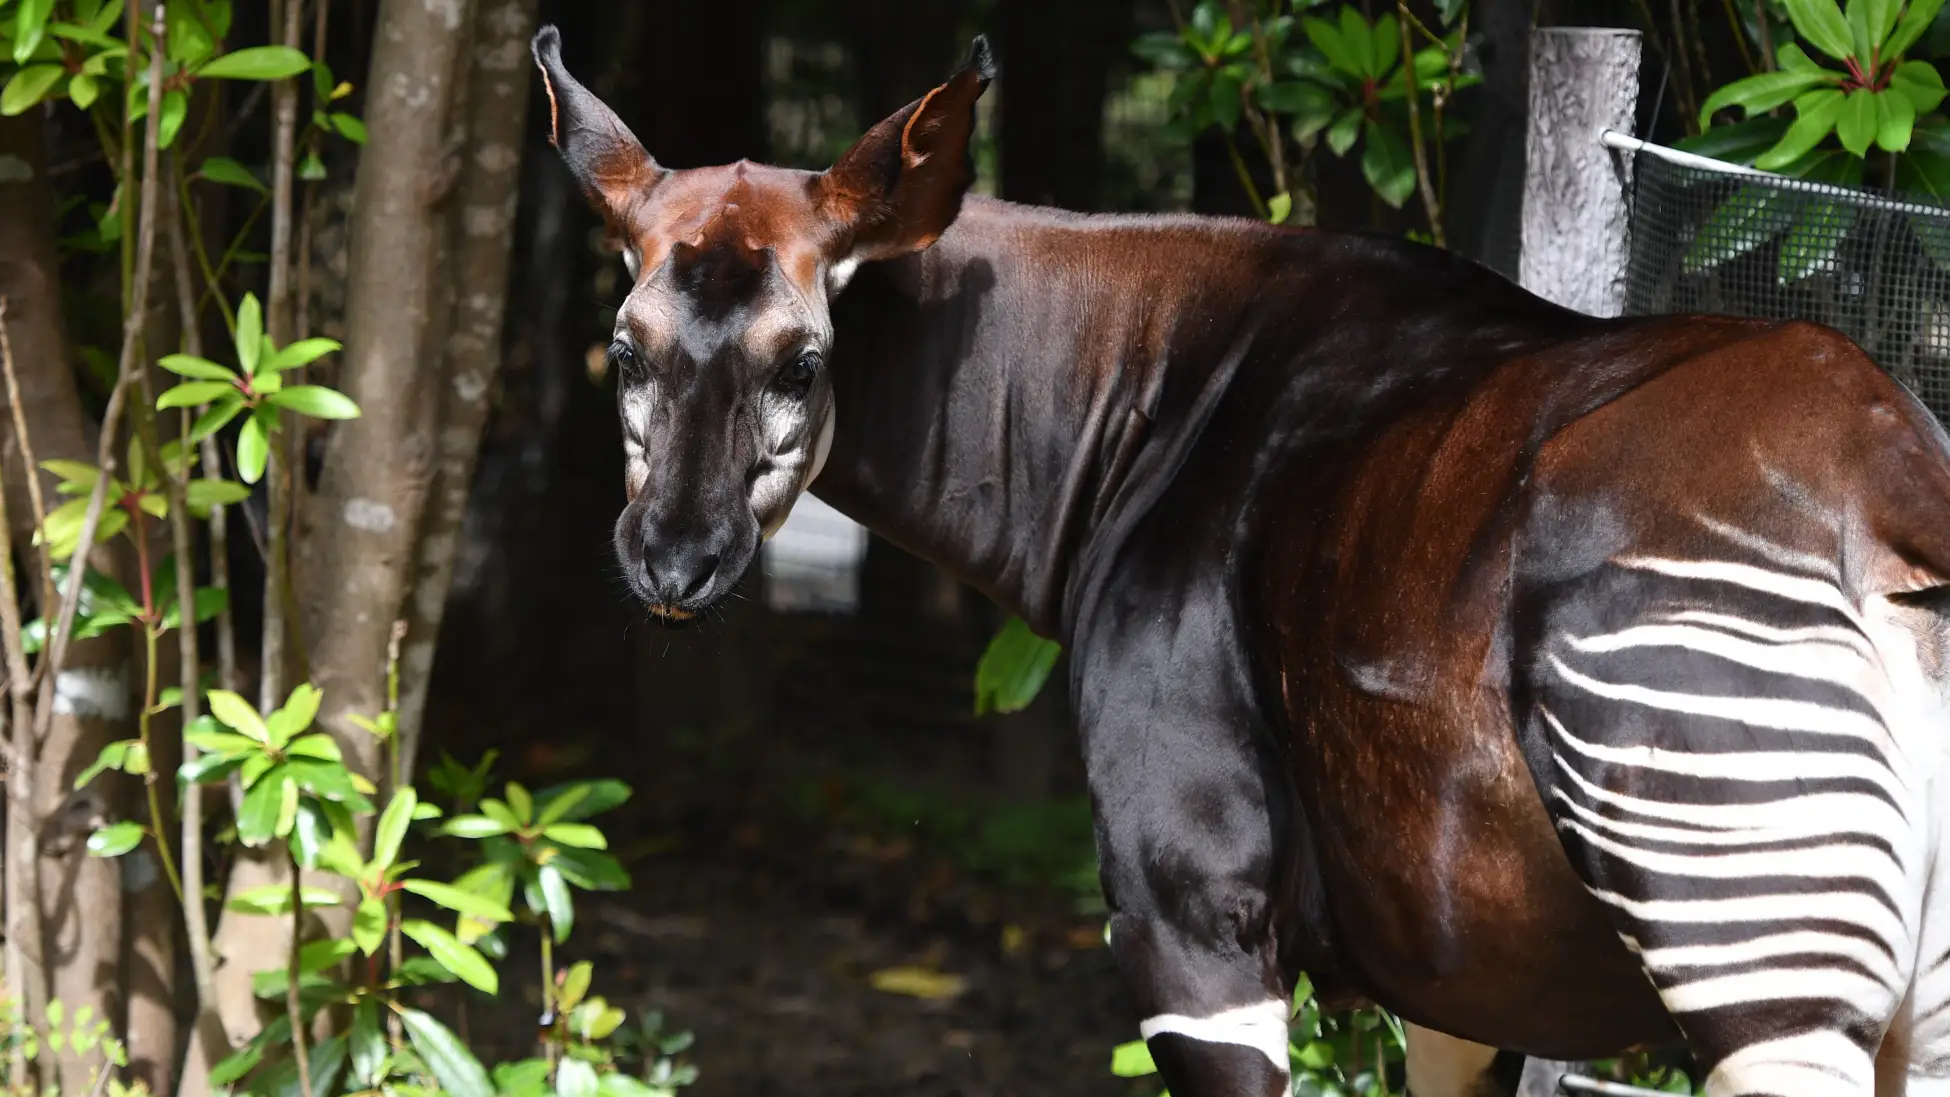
868, 966, 967, 1000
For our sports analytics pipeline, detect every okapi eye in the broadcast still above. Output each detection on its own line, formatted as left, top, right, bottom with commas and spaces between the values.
609, 341, 640, 374
777, 350, 821, 396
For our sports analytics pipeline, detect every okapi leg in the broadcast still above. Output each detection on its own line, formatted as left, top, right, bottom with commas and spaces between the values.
1078, 619, 1292, 1097
1515, 557, 1930, 1097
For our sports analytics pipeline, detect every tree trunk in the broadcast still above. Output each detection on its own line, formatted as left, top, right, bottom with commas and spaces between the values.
0, 111, 136, 1096
297, 0, 474, 794
396, 0, 539, 782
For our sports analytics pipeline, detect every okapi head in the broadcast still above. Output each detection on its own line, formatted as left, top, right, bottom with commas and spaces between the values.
531, 26, 994, 621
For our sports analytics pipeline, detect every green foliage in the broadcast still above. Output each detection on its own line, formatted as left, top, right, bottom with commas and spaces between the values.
0, 995, 138, 1096
1130, 0, 1474, 223
973, 616, 1060, 715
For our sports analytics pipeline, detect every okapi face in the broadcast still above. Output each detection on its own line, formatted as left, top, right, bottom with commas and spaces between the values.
531, 27, 993, 621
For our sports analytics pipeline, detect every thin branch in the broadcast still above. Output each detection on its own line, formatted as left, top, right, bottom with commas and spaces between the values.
1396, 1, 1444, 246
1721, 0, 1758, 73
35, 1, 170, 742
1220, 129, 1269, 218
0, 301, 41, 1089
1755, 0, 1776, 72
260, 0, 305, 715
0, 300, 54, 622
284, 847, 313, 1097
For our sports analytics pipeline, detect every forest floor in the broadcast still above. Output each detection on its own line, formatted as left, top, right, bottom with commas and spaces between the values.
429, 629, 1138, 1097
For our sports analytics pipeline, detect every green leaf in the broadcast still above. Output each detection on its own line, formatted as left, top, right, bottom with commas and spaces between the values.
188, 397, 246, 444
1301, 16, 1361, 76
85, 821, 143, 858
1326, 106, 1362, 157
1875, 87, 1916, 151
1838, 88, 1879, 154
1755, 87, 1847, 168
1777, 197, 1857, 282
12, 0, 53, 64
450, 861, 518, 944
158, 354, 237, 381
559, 961, 593, 1012
1888, 0, 1947, 56
541, 847, 630, 892
438, 814, 511, 839
183, 719, 260, 755
261, 337, 340, 372
1267, 191, 1294, 225
236, 768, 290, 847
401, 879, 514, 923
538, 863, 574, 942
158, 89, 188, 150
504, 781, 534, 825
267, 384, 360, 419
2, 65, 64, 116
1848, 0, 1895, 60
371, 787, 416, 872
1131, 29, 1196, 68
158, 381, 236, 410
67, 72, 98, 110
207, 689, 268, 741
542, 822, 607, 850
1892, 58, 1947, 113
1340, 4, 1377, 77
195, 45, 310, 81
185, 478, 251, 512
1784, 0, 1859, 60
236, 411, 269, 484
208, 1039, 266, 1087
398, 1007, 493, 1097
198, 155, 266, 192
1682, 183, 1796, 272
329, 111, 367, 144
226, 883, 342, 915
265, 682, 321, 746
974, 617, 1061, 716
534, 779, 630, 823
1360, 121, 1417, 208
1675, 117, 1795, 164
352, 896, 387, 955
1696, 69, 1835, 129
348, 1000, 384, 1088
1112, 1040, 1158, 1077
74, 740, 135, 789
284, 732, 341, 763
235, 293, 263, 374
400, 919, 498, 994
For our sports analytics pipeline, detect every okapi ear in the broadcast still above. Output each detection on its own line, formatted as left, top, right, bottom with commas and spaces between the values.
532, 25, 663, 256
819, 35, 995, 265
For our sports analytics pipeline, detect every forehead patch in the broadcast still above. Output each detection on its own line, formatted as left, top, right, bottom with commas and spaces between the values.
667, 203, 777, 322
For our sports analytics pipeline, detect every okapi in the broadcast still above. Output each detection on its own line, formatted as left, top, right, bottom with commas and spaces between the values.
533, 26, 1950, 1097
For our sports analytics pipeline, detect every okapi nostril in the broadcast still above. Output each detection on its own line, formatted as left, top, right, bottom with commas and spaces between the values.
679, 554, 720, 600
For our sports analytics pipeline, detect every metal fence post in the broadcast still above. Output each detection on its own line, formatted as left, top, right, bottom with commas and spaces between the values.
1519, 27, 1644, 316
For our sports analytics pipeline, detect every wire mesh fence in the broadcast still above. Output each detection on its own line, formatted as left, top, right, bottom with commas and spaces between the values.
1620, 145, 1950, 420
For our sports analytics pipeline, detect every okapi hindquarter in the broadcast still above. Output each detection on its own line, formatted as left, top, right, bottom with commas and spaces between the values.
533, 25, 1950, 1097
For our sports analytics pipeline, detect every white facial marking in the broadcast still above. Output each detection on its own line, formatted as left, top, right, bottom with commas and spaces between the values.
1138, 1000, 1290, 1070
624, 247, 642, 280
826, 254, 861, 297
53, 665, 131, 721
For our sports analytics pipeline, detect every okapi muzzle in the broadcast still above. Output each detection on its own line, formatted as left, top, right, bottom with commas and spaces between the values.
531, 24, 992, 621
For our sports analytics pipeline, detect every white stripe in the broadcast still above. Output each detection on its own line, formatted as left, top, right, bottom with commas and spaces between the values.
1583, 888, 1908, 952
1551, 784, 1909, 853
1688, 516, 1840, 581
1638, 929, 1902, 986
1663, 610, 1871, 658
1548, 655, 1892, 746
1558, 815, 1907, 898
1704, 1030, 1874, 1097
1139, 1000, 1290, 1071
1564, 623, 1880, 697
1614, 556, 1862, 621
1542, 710, 1913, 803
1660, 966, 1896, 1015
1549, 759, 1907, 839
